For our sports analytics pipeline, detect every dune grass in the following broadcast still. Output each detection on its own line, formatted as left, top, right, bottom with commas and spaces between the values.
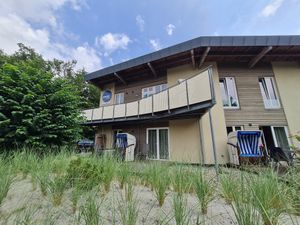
0, 149, 299, 225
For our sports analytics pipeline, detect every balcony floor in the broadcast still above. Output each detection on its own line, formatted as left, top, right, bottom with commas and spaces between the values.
83, 100, 214, 126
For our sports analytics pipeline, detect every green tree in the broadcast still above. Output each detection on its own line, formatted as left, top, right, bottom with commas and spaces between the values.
0, 44, 83, 149
49, 59, 100, 139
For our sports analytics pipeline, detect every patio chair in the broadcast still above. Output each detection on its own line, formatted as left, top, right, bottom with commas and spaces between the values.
269, 146, 296, 166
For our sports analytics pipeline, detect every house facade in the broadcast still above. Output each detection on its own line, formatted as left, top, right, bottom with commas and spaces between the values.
83, 35, 300, 165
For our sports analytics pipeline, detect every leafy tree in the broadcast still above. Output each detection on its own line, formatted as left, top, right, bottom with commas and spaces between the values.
49, 59, 100, 139
0, 44, 84, 149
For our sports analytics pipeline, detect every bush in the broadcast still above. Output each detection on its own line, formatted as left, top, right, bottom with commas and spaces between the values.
66, 156, 102, 191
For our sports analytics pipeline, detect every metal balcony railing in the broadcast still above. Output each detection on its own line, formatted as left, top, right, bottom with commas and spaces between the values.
83, 66, 215, 123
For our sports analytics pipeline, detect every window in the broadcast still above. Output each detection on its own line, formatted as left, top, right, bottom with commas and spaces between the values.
219, 77, 239, 108
259, 77, 280, 109
147, 128, 169, 160
142, 84, 167, 98
115, 92, 124, 105
226, 126, 244, 134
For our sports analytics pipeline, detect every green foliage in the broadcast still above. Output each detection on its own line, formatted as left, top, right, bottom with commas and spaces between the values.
66, 156, 102, 191
78, 194, 103, 225
0, 157, 13, 206
193, 170, 214, 214
0, 44, 98, 149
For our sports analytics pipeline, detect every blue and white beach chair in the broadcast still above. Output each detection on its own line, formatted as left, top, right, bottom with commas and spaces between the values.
227, 130, 264, 165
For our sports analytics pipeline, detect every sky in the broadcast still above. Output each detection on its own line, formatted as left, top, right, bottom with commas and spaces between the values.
0, 0, 300, 72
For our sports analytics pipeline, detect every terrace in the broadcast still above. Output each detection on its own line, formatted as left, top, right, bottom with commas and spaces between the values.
83, 67, 215, 125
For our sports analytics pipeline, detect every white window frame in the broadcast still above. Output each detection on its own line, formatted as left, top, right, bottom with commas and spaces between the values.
233, 126, 244, 131
219, 77, 239, 109
114, 92, 124, 105
259, 77, 281, 109
146, 127, 170, 160
142, 84, 167, 98
270, 126, 291, 148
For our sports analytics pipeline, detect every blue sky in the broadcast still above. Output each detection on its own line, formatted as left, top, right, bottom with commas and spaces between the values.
0, 0, 299, 72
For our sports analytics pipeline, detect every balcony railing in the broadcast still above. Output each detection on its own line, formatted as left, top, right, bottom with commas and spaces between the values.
83, 66, 215, 123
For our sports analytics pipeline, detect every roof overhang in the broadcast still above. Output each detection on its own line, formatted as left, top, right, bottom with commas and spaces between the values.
85, 35, 300, 86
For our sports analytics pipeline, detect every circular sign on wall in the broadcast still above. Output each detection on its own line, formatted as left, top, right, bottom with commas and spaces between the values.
102, 90, 112, 103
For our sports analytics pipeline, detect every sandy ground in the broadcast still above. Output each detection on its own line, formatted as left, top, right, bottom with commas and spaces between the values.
0, 174, 299, 225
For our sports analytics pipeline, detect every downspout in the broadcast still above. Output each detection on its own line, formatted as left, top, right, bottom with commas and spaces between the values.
198, 117, 205, 165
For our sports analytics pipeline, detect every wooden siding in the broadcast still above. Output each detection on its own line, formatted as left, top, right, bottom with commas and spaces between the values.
115, 75, 167, 103
217, 63, 287, 127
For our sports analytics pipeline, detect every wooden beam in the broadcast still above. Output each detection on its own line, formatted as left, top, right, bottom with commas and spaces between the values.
248, 46, 273, 68
191, 49, 196, 68
198, 47, 210, 68
147, 62, 157, 77
114, 72, 127, 85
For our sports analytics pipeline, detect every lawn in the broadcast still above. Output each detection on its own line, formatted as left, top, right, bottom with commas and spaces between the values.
0, 149, 299, 225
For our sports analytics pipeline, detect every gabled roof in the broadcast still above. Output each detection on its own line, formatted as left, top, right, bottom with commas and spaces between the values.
85, 35, 300, 85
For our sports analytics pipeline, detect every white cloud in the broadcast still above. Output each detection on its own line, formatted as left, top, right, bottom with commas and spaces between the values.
72, 44, 101, 71
95, 33, 131, 55
0, 15, 101, 72
136, 14, 145, 32
149, 39, 161, 51
0, 0, 101, 72
261, 0, 285, 17
0, 14, 50, 54
0, 0, 87, 28
166, 24, 176, 36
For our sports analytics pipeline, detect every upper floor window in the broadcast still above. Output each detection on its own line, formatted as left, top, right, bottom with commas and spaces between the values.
219, 77, 239, 108
115, 92, 124, 105
259, 77, 280, 109
142, 83, 167, 98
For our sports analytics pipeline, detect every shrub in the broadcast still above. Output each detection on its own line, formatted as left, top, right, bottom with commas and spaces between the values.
66, 156, 101, 191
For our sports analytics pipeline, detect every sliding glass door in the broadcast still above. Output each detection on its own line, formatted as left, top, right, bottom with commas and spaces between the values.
271, 126, 290, 151
147, 128, 169, 160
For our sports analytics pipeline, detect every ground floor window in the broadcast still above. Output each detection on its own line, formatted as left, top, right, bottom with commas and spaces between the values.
147, 128, 169, 160
260, 126, 290, 151
226, 125, 243, 134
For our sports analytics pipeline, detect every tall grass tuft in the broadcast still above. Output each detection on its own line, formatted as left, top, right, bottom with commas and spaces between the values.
47, 175, 68, 206
250, 171, 287, 225
100, 156, 116, 193
172, 193, 191, 225
231, 198, 263, 225
193, 169, 214, 214
0, 157, 13, 206
78, 195, 103, 225
117, 162, 132, 189
170, 165, 193, 194
118, 198, 139, 225
220, 173, 240, 204
152, 166, 170, 207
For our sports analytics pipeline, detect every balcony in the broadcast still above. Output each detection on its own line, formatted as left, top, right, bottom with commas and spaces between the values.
83, 67, 216, 125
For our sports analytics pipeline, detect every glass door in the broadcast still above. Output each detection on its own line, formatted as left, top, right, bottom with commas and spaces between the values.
147, 128, 169, 160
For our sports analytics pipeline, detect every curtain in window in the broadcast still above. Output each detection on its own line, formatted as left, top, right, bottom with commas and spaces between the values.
159, 129, 169, 159
274, 127, 290, 151
148, 130, 157, 159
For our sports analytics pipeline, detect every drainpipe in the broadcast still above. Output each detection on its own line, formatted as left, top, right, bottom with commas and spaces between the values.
198, 117, 205, 165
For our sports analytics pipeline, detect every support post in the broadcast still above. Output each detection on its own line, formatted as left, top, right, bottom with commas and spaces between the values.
208, 109, 219, 178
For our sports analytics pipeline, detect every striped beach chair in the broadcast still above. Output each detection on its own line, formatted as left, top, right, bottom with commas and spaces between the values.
227, 130, 264, 165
